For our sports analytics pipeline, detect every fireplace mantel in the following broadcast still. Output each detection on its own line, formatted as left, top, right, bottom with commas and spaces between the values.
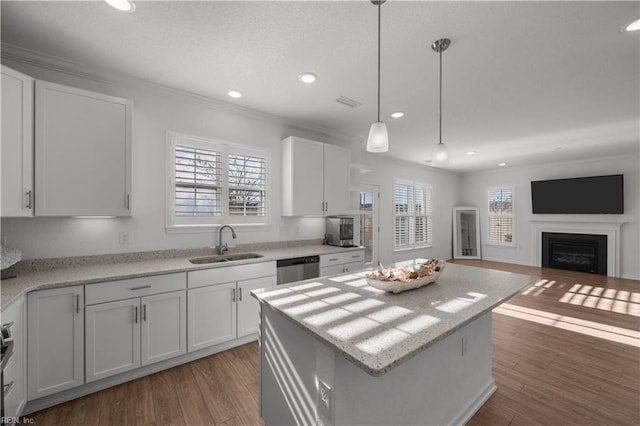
530, 219, 625, 277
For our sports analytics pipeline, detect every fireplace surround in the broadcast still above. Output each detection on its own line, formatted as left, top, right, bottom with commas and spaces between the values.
532, 220, 623, 277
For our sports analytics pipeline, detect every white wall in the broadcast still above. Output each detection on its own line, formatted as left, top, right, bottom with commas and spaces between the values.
0, 59, 460, 262
458, 156, 640, 279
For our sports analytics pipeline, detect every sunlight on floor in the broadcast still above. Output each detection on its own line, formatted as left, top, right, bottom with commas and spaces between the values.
494, 303, 640, 347
559, 284, 640, 317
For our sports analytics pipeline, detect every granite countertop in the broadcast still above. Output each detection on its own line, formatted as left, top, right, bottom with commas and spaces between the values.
252, 262, 537, 376
0, 244, 364, 311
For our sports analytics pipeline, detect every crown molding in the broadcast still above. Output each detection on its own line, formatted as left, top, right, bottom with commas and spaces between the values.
1, 42, 358, 145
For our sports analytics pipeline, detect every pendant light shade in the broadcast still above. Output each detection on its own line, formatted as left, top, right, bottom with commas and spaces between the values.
367, 121, 389, 152
431, 38, 451, 167
366, 0, 388, 153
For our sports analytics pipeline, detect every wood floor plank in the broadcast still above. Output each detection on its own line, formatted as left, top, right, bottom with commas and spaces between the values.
25, 261, 640, 426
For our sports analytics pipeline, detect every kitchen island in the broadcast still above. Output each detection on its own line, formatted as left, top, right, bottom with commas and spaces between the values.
252, 261, 538, 426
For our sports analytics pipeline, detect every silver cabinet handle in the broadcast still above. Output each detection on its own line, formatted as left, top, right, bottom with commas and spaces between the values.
134, 305, 138, 323
26, 190, 32, 209
352, 255, 361, 258
129, 285, 152, 291
321, 201, 325, 212
325, 201, 328, 212
126, 194, 131, 210
3, 381, 14, 395
239, 287, 243, 301
328, 258, 339, 262
142, 304, 147, 322
231, 288, 236, 302
76, 294, 80, 314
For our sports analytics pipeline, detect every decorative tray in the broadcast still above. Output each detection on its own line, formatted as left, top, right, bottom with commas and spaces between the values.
365, 259, 445, 294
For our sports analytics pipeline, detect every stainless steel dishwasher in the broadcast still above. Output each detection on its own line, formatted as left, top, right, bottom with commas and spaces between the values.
276, 255, 320, 284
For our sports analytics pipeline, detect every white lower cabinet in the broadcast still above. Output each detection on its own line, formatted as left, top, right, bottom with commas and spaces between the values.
187, 262, 277, 353
27, 286, 84, 400
84, 274, 187, 383
2, 296, 27, 417
320, 250, 365, 276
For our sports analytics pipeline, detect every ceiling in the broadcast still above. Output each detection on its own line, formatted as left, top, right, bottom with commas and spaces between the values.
2, 0, 639, 172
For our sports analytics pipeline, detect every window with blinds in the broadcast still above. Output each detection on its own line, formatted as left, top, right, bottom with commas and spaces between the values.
167, 132, 269, 228
393, 180, 432, 249
488, 187, 513, 244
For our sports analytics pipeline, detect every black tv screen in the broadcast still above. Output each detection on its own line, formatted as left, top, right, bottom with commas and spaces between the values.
531, 174, 623, 214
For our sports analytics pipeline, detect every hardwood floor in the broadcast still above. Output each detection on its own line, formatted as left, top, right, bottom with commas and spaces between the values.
25, 261, 639, 425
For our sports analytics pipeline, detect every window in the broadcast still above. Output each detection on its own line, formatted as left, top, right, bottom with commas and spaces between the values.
488, 187, 513, 244
393, 180, 432, 249
167, 132, 269, 229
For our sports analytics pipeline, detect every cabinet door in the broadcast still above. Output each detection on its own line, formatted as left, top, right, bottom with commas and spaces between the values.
27, 286, 84, 400
2, 297, 26, 417
1, 66, 34, 217
281, 137, 324, 216
320, 264, 345, 277
141, 291, 186, 366
323, 144, 350, 215
187, 282, 236, 352
85, 298, 140, 383
343, 260, 364, 273
35, 80, 132, 216
237, 276, 276, 338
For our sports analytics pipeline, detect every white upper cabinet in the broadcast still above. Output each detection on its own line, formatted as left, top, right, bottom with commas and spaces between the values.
1, 66, 34, 217
281, 136, 350, 216
35, 80, 132, 216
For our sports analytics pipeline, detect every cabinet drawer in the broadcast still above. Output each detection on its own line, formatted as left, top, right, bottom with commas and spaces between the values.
320, 250, 364, 268
188, 261, 277, 288
86, 273, 186, 305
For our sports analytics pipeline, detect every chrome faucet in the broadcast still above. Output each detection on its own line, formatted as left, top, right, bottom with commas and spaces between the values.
218, 225, 237, 255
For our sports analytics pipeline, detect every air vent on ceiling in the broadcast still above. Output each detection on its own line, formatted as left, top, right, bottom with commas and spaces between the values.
336, 96, 362, 108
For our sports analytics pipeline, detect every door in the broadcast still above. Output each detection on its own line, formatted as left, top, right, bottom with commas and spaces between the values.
141, 291, 187, 366
1, 66, 34, 217
27, 286, 84, 399
237, 276, 276, 338
85, 298, 140, 383
358, 185, 379, 266
323, 144, 350, 215
187, 282, 236, 352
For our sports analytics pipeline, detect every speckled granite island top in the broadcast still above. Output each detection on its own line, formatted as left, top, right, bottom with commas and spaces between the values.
0, 243, 363, 311
252, 262, 538, 376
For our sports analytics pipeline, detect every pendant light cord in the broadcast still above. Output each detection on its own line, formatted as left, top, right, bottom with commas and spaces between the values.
439, 48, 442, 145
377, 2, 381, 123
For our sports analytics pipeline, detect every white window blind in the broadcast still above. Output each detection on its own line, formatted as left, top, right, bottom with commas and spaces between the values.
394, 180, 432, 249
488, 188, 513, 243
167, 132, 269, 229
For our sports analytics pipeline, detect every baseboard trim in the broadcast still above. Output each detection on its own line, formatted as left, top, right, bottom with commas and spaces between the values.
22, 334, 257, 415
449, 379, 497, 426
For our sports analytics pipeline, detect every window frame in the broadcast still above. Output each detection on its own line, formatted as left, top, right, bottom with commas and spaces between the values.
165, 131, 270, 232
393, 179, 433, 251
486, 186, 515, 247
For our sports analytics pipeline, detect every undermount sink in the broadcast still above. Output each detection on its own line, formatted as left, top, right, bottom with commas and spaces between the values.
189, 253, 264, 264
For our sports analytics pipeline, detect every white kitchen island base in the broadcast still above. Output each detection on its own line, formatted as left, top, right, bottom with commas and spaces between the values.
260, 305, 496, 426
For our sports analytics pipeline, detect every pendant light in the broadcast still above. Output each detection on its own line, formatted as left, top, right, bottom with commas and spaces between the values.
431, 38, 451, 166
366, 0, 389, 153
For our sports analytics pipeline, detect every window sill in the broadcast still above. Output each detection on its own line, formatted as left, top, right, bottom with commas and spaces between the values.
484, 242, 516, 248
393, 244, 433, 253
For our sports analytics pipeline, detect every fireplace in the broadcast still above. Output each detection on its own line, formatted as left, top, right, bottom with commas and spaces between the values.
542, 232, 607, 275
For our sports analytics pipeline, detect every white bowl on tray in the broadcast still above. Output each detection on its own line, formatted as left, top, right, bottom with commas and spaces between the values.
365, 259, 446, 294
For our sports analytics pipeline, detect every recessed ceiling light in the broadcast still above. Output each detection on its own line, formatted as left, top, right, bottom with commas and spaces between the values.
390, 112, 405, 119
622, 18, 640, 32
498, 162, 507, 167
227, 90, 243, 98
105, 0, 136, 12
298, 73, 317, 84
466, 151, 476, 156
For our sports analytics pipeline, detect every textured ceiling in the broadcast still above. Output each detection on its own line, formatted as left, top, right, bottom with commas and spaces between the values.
2, 0, 639, 172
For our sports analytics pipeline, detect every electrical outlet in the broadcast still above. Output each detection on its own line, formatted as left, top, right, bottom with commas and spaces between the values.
119, 231, 130, 245
317, 380, 332, 420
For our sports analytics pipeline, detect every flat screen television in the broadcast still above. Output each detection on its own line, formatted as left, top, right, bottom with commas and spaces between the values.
531, 174, 623, 214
